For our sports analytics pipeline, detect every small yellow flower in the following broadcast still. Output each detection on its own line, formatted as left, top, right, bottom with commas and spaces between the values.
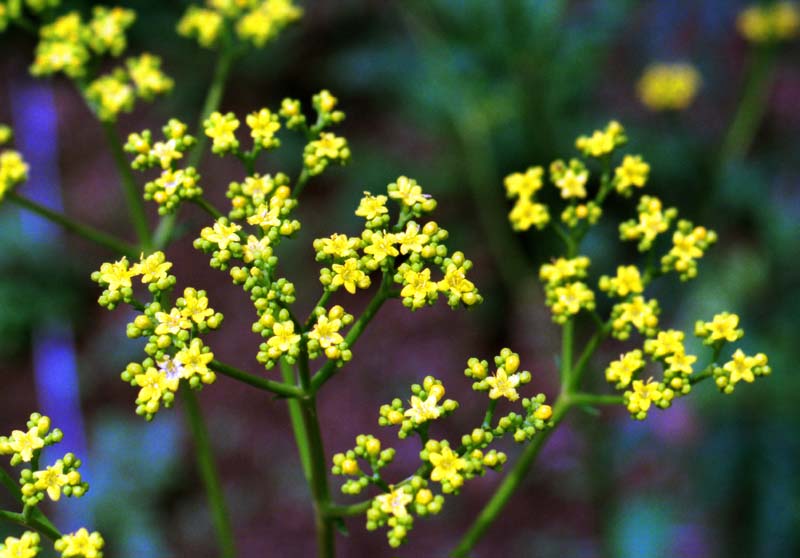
33, 461, 70, 501
575, 121, 625, 158
247, 203, 282, 230
704, 312, 743, 343
331, 258, 370, 294
438, 264, 475, 295
201, 219, 242, 250
0, 532, 40, 558
363, 231, 398, 263
136, 367, 177, 406
316, 233, 359, 258
7, 429, 45, 462
615, 155, 650, 194
617, 296, 658, 331
0, 149, 29, 200
54, 528, 104, 558
724, 349, 757, 384
599, 265, 643, 297
400, 268, 438, 303
376, 487, 413, 518
127, 54, 173, 100
504, 167, 543, 199
485, 368, 521, 401
132, 252, 172, 284
665, 350, 696, 375
355, 192, 388, 221
388, 176, 426, 206
606, 350, 645, 388
243, 235, 273, 263
154, 308, 192, 336
508, 197, 550, 231
85, 72, 136, 122
404, 395, 440, 424
204, 112, 240, 153
627, 379, 662, 413
551, 281, 595, 316
175, 338, 214, 378
540, 257, 589, 286
308, 315, 343, 349
150, 139, 181, 169
179, 288, 214, 324
97, 257, 135, 293
555, 167, 588, 199
637, 63, 701, 111
429, 446, 465, 486
644, 329, 685, 358
177, 6, 223, 48
395, 222, 429, 254
267, 320, 301, 355
246, 108, 281, 149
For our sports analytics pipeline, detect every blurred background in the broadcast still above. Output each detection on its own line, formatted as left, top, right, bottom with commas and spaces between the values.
1, 0, 798, 557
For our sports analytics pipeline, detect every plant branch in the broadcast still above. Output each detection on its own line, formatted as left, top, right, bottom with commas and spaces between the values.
210, 359, 304, 398
0, 509, 62, 541
182, 387, 236, 558
7, 192, 138, 257
280, 360, 312, 483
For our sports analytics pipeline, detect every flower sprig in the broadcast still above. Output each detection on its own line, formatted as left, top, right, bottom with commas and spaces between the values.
0, 124, 28, 203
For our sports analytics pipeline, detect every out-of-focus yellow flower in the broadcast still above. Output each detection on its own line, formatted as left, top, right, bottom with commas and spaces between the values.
637, 63, 701, 111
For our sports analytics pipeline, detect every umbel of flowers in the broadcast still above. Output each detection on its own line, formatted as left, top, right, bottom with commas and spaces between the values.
0, 413, 104, 558
333, 349, 552, 547
504, 120, 770, 421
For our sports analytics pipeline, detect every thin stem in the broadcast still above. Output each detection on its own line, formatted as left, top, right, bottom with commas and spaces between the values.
280, 360, 312, 483
0, 510, 62, 541
304, 290, 333, 331
7, 193, 138, 257
101, 122, 151, 249
569, 393, 624, 407
568, 322, 610, 393
292, 168, 312, 199
719, 45, 777, 164
481, 400, 498, 429
324, 500, 372, 518
311, 274, 393, 392
153, 45, 237, 249
182, 387, 236, 558
0, 467, 21, 498
560, 319, 574, 384
295, 355, 335, 558
451, 397, 572, 557
210, 359, 304, 398
191, 197, 225, 220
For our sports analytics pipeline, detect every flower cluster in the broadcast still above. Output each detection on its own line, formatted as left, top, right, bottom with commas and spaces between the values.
0, 414, 102, 557
338, 349, 551, 546
636, 63, 701, 111
92, 252, 222, 420
737, 1, 799, 43
504, 166, 549, 231
505, 121, 769, 420
124, 119, 201, 214
22, 6, 173, 121
0, 124, 28, 202
178, 0, 302, 49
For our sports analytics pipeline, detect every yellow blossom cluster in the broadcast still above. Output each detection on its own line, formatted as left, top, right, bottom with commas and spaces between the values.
346, 349, 550, 546
178, 0, 302, 49
619, 195, 678, 251
637, 63, 701, 111
0, 125, 28, 202
738, 1, 799, 43
575, 120, 626, 158
504, 166, 550, 231
539, 257, 594, 323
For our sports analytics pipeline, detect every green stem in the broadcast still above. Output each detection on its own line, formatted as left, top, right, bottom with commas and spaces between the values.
569, 393, 624, 407
192, 197, 225, 220
323, 500, 372, 518
153, 45, 236, 249
0, 466, 21, 498
0, 510, 62, 541
311, 274, 393, 391
304, 290, 333, 331
280, 360, 312, 483
182, 387, 236, 558
451, 397, 572, 557
481, 400, 498, 429
101, 122, 151, 249
719, 45, 777, 164
210, 359, 304, 398
560, 319, 574, 384
568, 323, 610, 393
292, 168, 312, 199
7, 193, 138, 257
295, 355, 335, 558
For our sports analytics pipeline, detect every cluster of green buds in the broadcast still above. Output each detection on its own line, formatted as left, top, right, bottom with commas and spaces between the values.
92, 252, 222, 420
0, 123, 28, 202
336, 349, 552, 547
124, 119, 199, 214
331, 435, 395, 495
178, 0, 302, 50
504, 121, 769, 421
0, 413, 103, 557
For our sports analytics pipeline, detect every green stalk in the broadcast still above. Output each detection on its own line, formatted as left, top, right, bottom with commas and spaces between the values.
324, 500, 372, 518
191, 197, 225, 220
7, 193, 138, 257
295, 354, 335, 558
0, 509, 62, 541
182, 387, 236, 558
101, 122, 151, 250
154, 46, 237, 249
719, 45, 777, 164
451, 398, 572, 557
560, 318, 574, 384
280, 360, 312, 483
210, 359, 304, 398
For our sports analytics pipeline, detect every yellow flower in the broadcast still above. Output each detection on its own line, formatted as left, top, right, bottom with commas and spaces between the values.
395, 222, 429, 254
551, 281, 595, 316
236, 0, 303, 47
665, 350, 696, 375
331, 258, 369, 294
0, 150, 29, 201
88, 6, 135, 56
246, 108, 281, 149
204, 112, 240, 153
136, 367, 177, 405
388, 176, 426, 206
33, 461, 70, 501
724, 349, 758, 384
485, 368, 520, 401
429, 446, 465, 486
614, 155, 649, 194
703, 312, 743, 343
400, 268, 438, 303
376, 487, 413, 518
179, 288, 214, 324
154, 308, 192, 336
201, 220, 242, 250
6, 429, 44, 462
308, 315, 343, 349
149, 139, 181, 169
617, 296, 658, 331
363, 231, 398, 263
243, 235, 273, 263
85, 72, 136, 122
0, 125, 12, 146
177, 7, 223, 48
637, 63, 701, 111
355, 192, 388, 221
132, 252, 172, 284
508, 197, 550, 231
644, 329, 685, 358
738, 2, 800, 43
504, 167, 543, 198
575, 121, 625, 157
627, 379, 662, 413
555, 167, 588, 199
404, 395, 440, 423
0, 532, 40, 558
438, 264, 475, 295
605, 350, 644, 388
247, 203, 282, 230
54, 528, 104, 558
540, 257, 589, 286
127, 54, 173, 100
175, 338, 214, 378
97, 257, 135, 293
316, 233, 359, 259
267, 320, 301, 355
